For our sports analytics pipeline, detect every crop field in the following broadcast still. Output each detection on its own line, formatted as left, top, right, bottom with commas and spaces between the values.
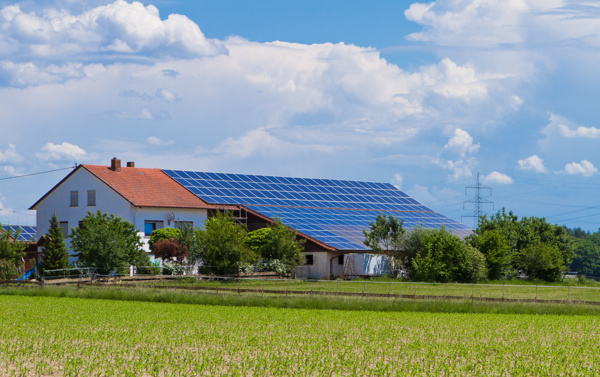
1, 295, 600, 376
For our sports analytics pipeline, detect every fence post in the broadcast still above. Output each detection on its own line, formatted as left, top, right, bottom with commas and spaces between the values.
363, 280, 366, 298
444, 283, 447, 299
388, 282, 392, 298
503, 283, 505, 300
471, 284, 474, 300
337, 279, 340, 295
535, 285, 537, 301
238, 278, 241, 296
568, 286, 570, 302
414, 282, 416, 298
262, 278, 265, 296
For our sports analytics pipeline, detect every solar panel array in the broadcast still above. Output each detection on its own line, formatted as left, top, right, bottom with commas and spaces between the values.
1, 225, 36, 242
163, 170, 472, 250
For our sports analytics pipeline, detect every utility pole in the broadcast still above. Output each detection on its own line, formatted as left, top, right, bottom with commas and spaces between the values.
462, 172, 493, 228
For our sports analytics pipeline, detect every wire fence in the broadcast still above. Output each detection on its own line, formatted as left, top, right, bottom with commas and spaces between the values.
3, 267, 600, 306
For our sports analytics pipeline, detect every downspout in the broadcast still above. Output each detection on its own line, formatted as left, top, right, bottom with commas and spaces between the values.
329, 255, 338, 280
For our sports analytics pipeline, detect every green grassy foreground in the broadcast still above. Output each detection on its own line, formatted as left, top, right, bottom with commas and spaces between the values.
1, 295, 599, 376
2, 285, 600, 316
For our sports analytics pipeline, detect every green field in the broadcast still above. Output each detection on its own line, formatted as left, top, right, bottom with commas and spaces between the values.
130, 277, 600, 303
2, 295, 600, 376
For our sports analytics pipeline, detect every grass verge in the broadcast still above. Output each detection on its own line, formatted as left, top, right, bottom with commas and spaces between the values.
2, 284, 600, 316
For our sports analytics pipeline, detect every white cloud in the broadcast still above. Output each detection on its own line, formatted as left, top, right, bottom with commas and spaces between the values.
435, 158, 475, 180
391, 173, 403, 189
403, 0, 600, 49
0, 144, 23, 163
483, 171, 514, 184
444, 128, 479, 158
36, 142, 87, 161
0, 1, 224, 63
517, 155, 546, 173
557, 124, 600, 139
147, 136, 174, 146
565, 160, 598, 177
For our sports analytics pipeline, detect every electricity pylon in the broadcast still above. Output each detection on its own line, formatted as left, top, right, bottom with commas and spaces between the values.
462, 172, 493, 228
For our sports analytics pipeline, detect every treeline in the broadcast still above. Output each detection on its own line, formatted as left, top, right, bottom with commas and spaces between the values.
365, 209, 580, 283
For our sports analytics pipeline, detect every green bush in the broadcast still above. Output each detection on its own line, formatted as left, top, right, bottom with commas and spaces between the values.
0, 259, 18, 280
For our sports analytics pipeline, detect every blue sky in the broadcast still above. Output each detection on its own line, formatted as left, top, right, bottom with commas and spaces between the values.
2, 0, 600, 231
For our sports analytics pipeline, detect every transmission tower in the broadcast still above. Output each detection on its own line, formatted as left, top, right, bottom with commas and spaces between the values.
462, 172, 494, 227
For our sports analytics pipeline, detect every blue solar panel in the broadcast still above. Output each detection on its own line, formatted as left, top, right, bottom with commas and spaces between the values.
2, 225, 36, 242
163, 170, 473, 250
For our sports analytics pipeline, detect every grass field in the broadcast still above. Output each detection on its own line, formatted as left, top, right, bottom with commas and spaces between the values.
125, 277, 600, 303
1, 295, 600, 376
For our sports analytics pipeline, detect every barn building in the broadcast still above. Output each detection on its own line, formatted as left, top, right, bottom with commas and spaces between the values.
30, 158, 472, 279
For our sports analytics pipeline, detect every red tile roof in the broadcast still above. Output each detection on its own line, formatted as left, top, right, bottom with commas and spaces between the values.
83, 165, 214, 209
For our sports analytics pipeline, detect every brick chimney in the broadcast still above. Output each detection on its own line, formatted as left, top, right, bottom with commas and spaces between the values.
126, 162, 135, 168
110, 157, 121, 172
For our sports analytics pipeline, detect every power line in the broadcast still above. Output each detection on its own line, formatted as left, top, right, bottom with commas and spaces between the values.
0, 165, 76, 181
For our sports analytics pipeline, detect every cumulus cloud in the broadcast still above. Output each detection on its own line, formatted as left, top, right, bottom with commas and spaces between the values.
0, 1, 224, 61
147, 136, 174, 146
404, 0, 600, 49
565, 160, 598, 177
0, 144, 23, 163
435, 158, 475, 180
518, 155, 546, 173
216, 128, 337, 159
391, 173, 403, 189
557, 124, 600, 139
483, 171, 514, 184
36, 142, 87, 161
444, 128, 479, 158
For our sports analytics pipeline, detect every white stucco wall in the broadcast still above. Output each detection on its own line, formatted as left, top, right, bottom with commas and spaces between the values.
301, 251, 345, 280
33, 168, 208, 258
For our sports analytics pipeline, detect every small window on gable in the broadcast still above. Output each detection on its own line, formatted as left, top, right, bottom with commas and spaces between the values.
59, 221, 69, 238
87, 190, 96, 206
144, 220, 164, 236
305, 254, 314, 266
338, 255, 344, 265
70, 191, 78, 207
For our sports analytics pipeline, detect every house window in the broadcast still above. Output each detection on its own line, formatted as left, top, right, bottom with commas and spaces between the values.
338, 255, 344, 265
305, 254, 314, 266
70, 191, 78, 207
59, 221, 69, 238
87, 190, 96, 206
144, 220, 164, 236
175, 221, 193, 230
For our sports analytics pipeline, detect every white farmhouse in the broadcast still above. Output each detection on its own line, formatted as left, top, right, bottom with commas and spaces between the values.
30, 158, 214, 260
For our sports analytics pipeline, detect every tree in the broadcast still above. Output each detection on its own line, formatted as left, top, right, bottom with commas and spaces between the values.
246, 218, 305, 272
512, 242, 564, 282
471, 209, 574, 282
70, 211, 148, 274
405, 226, 487, 283
0, 224, 26, 269
194, 211, 256, 275
363, 213, 406, 278
468, 229, 511, 280
148, 228, 182, 251
41, 212, 70, 276
148, 228, 187, 262
571, 238, 600, 277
